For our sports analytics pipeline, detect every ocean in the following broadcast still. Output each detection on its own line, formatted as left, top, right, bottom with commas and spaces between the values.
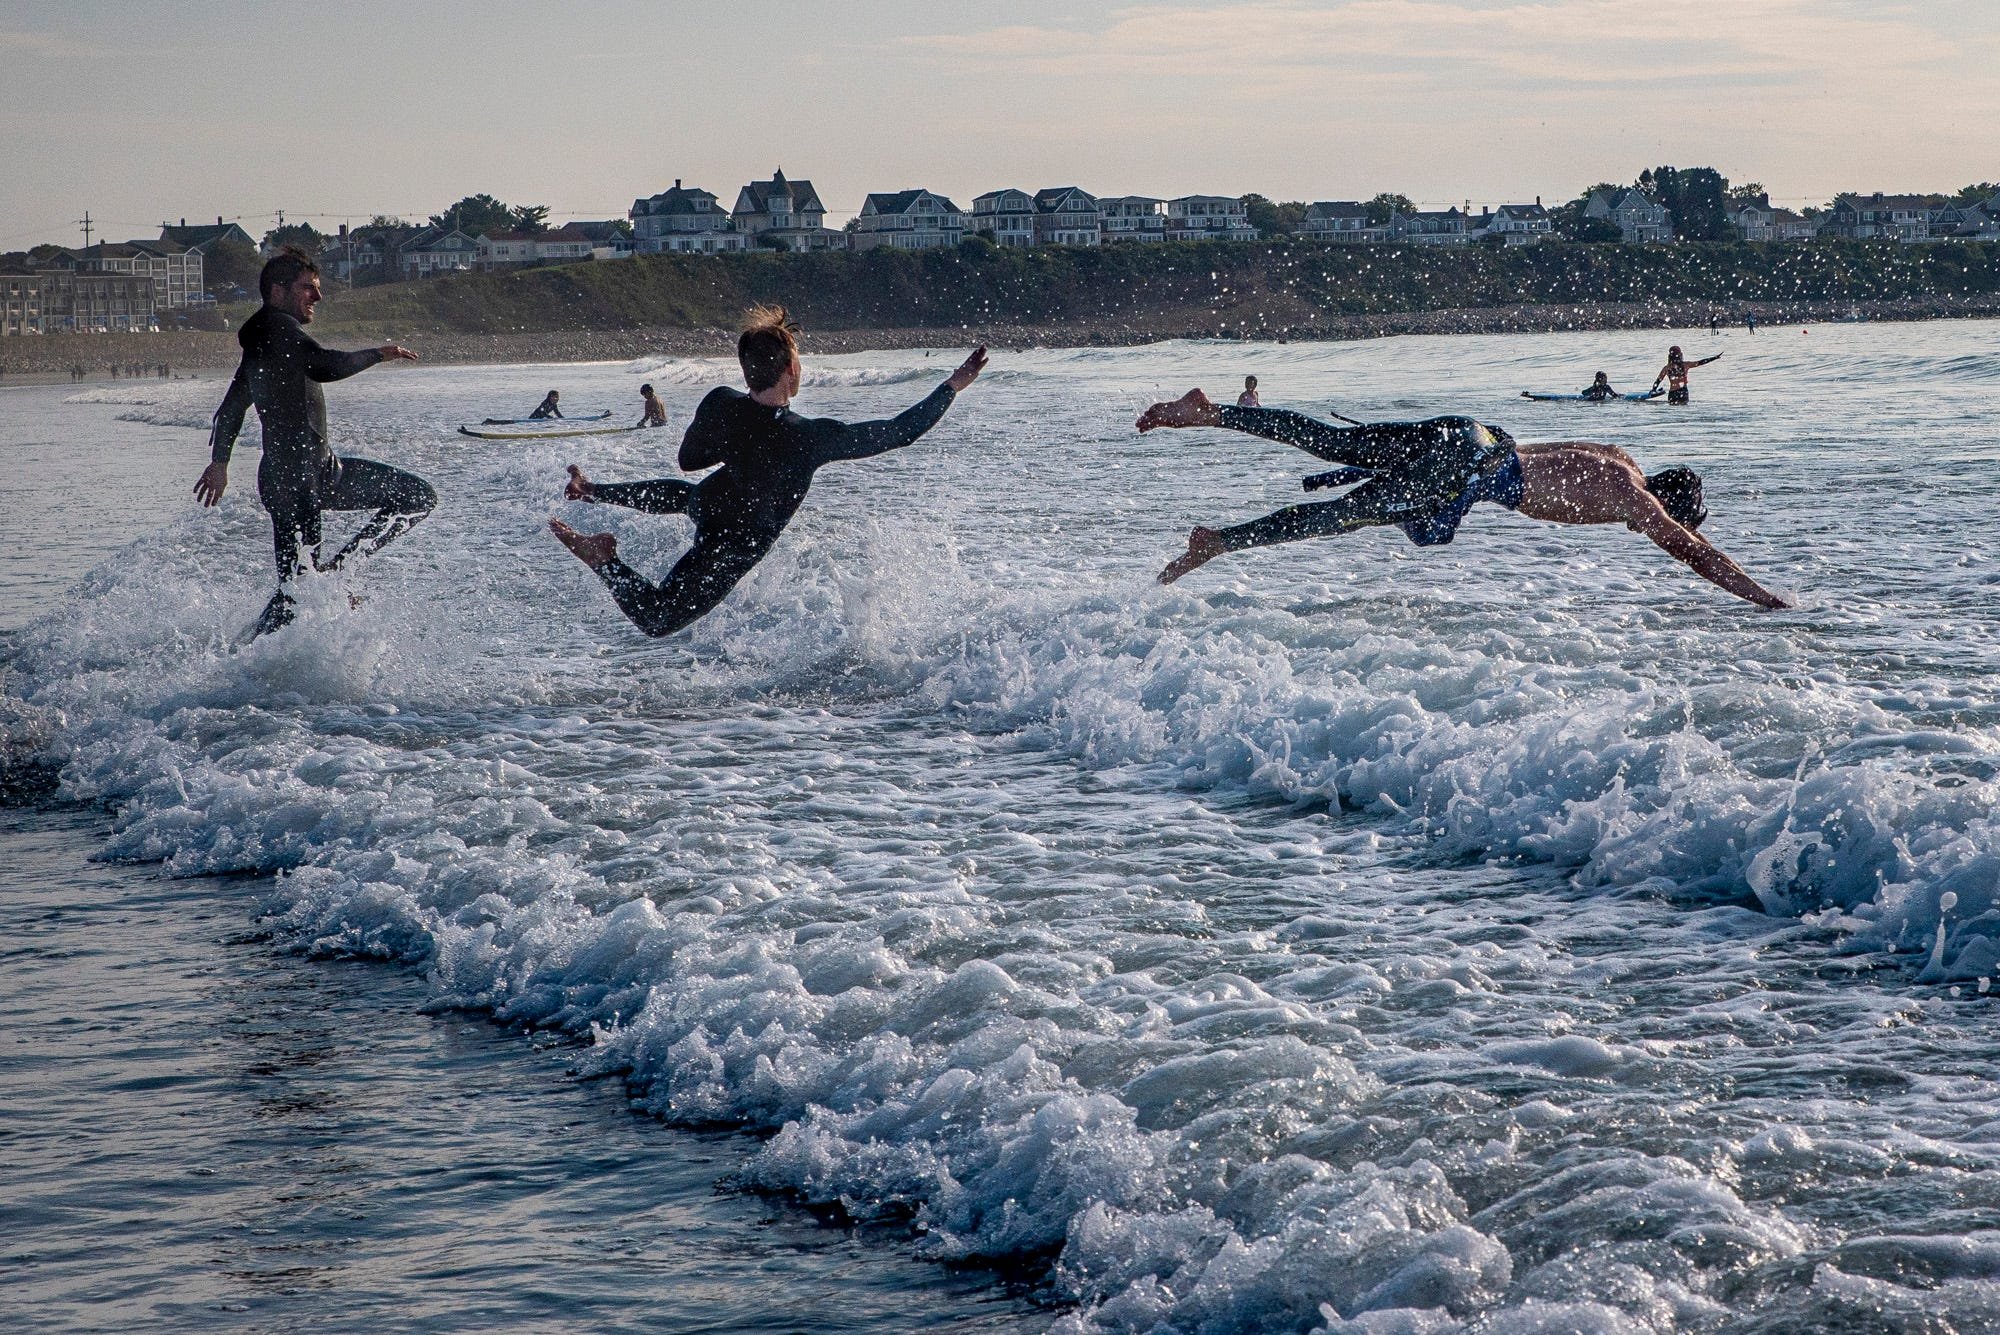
3, 319, 1999, 1334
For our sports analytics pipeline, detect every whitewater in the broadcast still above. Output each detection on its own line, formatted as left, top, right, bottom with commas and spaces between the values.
5, 319, 2000, 1333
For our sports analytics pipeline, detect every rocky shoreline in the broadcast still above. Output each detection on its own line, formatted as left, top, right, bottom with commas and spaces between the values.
5, 293, 1997, 382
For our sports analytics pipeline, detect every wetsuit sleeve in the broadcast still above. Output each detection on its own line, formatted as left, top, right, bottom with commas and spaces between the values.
678, 389, 735, 472
291, 322, 383, 383
805, 382, 957, 465
208, 362, 252, 465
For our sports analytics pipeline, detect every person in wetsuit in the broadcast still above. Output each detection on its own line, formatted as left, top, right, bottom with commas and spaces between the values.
195, 248, 434, 639
1138, 388, 1789, 608
550, 306, 988, 637
530, 390, 563, 420
637, 383, 667, 428
1652, 345, 1720, 404
1581, 372, 1621, 402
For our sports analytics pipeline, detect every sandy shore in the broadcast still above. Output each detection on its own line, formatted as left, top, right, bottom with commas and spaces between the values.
5, 293, 1997, 383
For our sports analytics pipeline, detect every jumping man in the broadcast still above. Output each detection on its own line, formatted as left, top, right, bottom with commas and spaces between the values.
551, 306, 987, 637
1139, 389, 1788, 609
195, 247, 434, 639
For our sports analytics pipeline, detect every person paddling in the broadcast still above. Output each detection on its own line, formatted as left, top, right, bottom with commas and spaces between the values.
1139, 388, 1788, 609
551, 306, 987, 637
529, 390, 563, 420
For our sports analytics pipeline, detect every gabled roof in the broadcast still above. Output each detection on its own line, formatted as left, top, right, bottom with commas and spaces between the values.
1493, 203, 1549, 220
1304, 201, 1370, 219
1833, 192, 1936, 212
1169, 194, 1240, 206
401, 226, 477, 251
635, 183, 721, 217
158, 221, 256, 250
973, 189, 1034, 209
738, 169, 825, 214
862, 189, 964, 217
1034, 187, 1096, 212
566, 220, 630, 241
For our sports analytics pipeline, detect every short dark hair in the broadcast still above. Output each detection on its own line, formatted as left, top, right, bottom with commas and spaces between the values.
738, 305, 799, 392
640, 383, 654, 394
1646, 466, 1707, 530
259, 246, 319, 302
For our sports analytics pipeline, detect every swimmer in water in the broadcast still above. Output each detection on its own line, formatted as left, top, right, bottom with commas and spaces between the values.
529, 390, 563, 420
1138, 388, 1789, 609
1580, 372, 1621, 402
551, 306, 988, 637
1652, 345, 1720, 405
1237, 375, 1261, 408
637, 383, 667, 428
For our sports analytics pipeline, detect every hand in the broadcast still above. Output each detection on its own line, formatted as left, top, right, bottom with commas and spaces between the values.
564, 464, 595, 501
1137, 388, 1222, 433
946, 346, 988, 393
193, 461, 228, 507
378, 344, 420, 361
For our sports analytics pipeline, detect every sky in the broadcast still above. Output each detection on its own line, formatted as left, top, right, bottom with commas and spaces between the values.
3, 0, 1996, 250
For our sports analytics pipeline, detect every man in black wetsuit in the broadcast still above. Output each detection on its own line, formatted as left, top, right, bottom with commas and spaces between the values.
550, 305, 987, 637
530, 390, 563, 420
1140, 388, 1788, 608
195, 248, 434, 638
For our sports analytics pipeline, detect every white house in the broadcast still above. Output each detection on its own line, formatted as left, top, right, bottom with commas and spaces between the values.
398, 227, 479, 278
478, 231, 538, 269
630, 181, 742, 254
851, 190, 967, 250
1394, 208, 1472, 246
1098, 196, 1166, 242
1730, 195, 1814, 243
1476, 203, 1552, 245
971, 190, 1037, 247
733, 170, 837, 251
1166, 195, 1257, 242
1299, 201, 1386, 243
1033, 187, 1101, 247
1584, 189, 1672, 243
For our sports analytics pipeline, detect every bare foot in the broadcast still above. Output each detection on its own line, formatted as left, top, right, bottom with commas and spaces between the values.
1159, 526, 1226, 584
1137, 388, 1221, 433
549, 518, 618, 569
564, 464, 594, 501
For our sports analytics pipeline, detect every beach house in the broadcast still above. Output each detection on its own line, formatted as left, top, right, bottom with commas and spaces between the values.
1584, 189, 1672, 243
1476, 203, 1552, 245
1819, 194, 1932, 242
1393, 208, 1472, 246
971, 191, 1038, 247
1097, 197, 1167, 242
1298, 201, 1385, 244
850, 190, 967, 250
1729, 195, 1814, 243
1033, 188, 1101, 247
396, 227, 479, 279
1166, 196, 1257, 242
630, 181, 742, 254
732, 170, 837, 251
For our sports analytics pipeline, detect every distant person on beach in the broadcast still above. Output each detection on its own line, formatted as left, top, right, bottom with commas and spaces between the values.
1580, 372, 1622, 402
638, 383, 668, 428
196, 247, 432, 640
551, 306, 987, 638
1138, 389, 1789, 609
1652, 345, 1720, 405
530, 390, 563, 420
1237, 375, 1261, 408
1745, 311, 1758, 333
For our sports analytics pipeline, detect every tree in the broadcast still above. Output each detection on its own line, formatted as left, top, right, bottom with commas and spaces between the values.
1954, 182, 2000, 206
366, 214, 410, 230
263, 221, 327, 254
1726, 182, 1768, 207
511, 204, 550, 233
430, 194, 519, 235
204, 236, 262, 296
1364, 193, 1415, 226
1640, 166, 1733, 242
1240, 194, 1307, 237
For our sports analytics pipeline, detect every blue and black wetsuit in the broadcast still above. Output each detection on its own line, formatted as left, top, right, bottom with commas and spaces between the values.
209, 306, 435, 635
1216, 407, 1522, 551
578, 381, 957, 636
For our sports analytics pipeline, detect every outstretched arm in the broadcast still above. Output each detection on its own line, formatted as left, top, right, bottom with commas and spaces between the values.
809, 347, 984, 465
1692, 354, 1722, 368
1629, 496, 1788, 609
294, 321, 416, 383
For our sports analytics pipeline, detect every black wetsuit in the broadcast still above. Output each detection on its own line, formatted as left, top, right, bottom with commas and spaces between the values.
209, 306, 435, 633
579, 381, 957, 636
1216, 407, 1522, 551
1581, 383, 1619, 402
530, 395, 563, 420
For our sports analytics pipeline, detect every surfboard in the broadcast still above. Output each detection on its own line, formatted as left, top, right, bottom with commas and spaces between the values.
457, 423, 642, 441
1519, 390, 1665, 403
478, 411, 612, 425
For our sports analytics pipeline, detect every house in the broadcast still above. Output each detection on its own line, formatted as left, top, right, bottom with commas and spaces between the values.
73, 239, 204, 307
319, 223, 422, 285
567, 220, 635, 259
531, 227, 594, 263
1394, 208, 1472, 246
1166, 195, 1257, 242
971, 190, 1037, 247
1299, 201, 1387, 244
1584, 189, 1672, 243
0, 269, 45, 335
1476, 202, 1551, 245
478, 231, 539, 269
1033, 187, 1100, 246
157, 217, 259, 255
1730, 195, 1814, 243
1819, 193, 1932, 242
850, 190, 967, 250
1926, 202, 2000, 241
629, 181, 742, 254
732, 169, 837, 251
397, 226, 479, 278
0, 268, 157, 333
1098, 196, 1166, 242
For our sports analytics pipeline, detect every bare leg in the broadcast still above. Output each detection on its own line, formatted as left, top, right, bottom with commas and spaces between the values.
549, 518, 618, 569
1159, 526, 1226, 584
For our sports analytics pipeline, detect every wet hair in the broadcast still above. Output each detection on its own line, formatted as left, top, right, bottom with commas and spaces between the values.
1667, 345, 1684, 360
258, 246, 319, 302
1593, 371, 1610, 381
738, 304, 800, 392
546, 389, 559, 398
640, 383, 654, 395
1645, 466, 1707, 530
1245, 375, 1258, 388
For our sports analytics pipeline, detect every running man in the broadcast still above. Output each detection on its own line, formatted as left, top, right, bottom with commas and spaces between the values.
1652, 345, 1720, 404
195, 247, 434, 639
530, 390, 563, 420
551, 306, 988, 637
1139, 389, 1788, 609
637, 383, 668, 428
1238, 375, 1261, 408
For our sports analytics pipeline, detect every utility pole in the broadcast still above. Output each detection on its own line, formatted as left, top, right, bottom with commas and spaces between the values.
77, 211, 93, 248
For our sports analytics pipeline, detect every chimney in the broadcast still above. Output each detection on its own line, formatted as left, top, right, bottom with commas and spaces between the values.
339, 223, 349, 242
1535, 195, 1541, 206
217, 216, 224, 226
674, 178, 681, 189
180, 217, 186, 227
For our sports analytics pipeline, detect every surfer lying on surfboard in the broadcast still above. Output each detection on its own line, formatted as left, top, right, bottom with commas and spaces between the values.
1139, 389, 1789, 609
551, 306, 988, 637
